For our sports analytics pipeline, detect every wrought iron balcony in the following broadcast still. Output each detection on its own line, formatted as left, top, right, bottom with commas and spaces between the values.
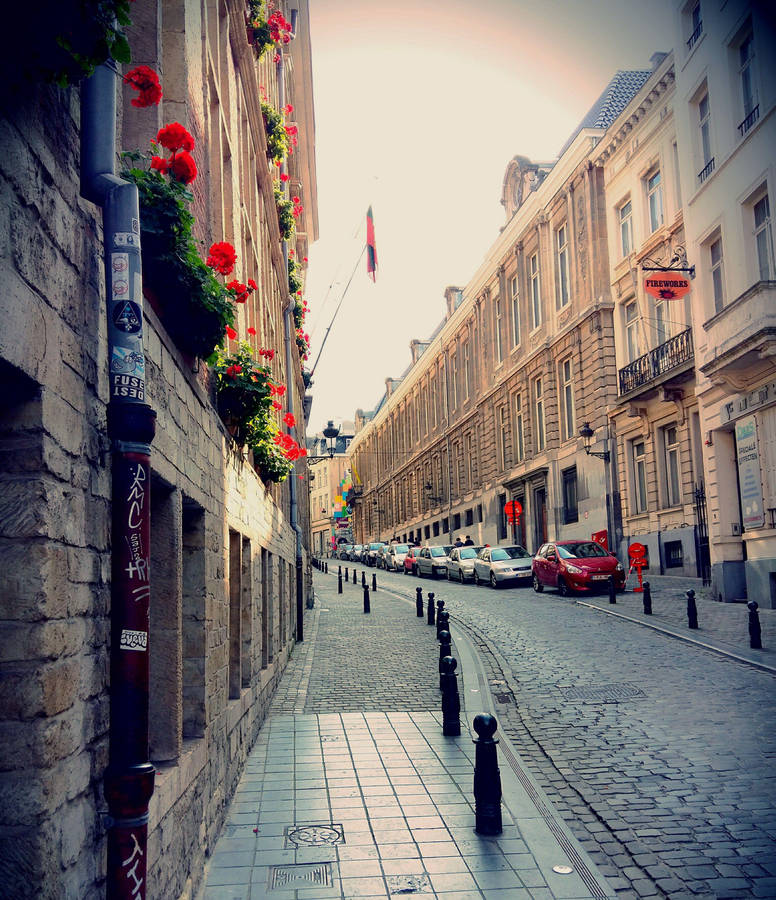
619, 327, 694, 396
698, 157, 715, 184
738, 104, 759, 137
686, 20, 702, 50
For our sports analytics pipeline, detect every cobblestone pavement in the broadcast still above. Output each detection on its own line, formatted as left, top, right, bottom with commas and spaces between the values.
358, 566, 776, 900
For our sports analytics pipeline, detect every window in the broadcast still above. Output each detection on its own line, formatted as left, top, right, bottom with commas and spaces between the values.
647, 170, 663, 233
559, 358, 575, 441
625, 300, 640, 362
463, 342, 471, 400
697, 91, 714, 182
672, 142, 682, 207
562, 467, 578, 524
655, 299, 671, 346
497, 492, 507, 541
530, 252, 541, 328
510, 275, 520, 346
687, 2, 702, 51
555, 223, 569, 308
754, 193, 774, 281
632, 440, 648, 513
533, 377, 545, 452
430, 377, 437, 428
663, 424, 681, 507
514, 394, 525, 463
709, 234, 725, 313
619, 200, 633, 257
498, 405, 509, 471
465, 431, 473, 488
450, 352, 458, 409
738, 29, 759, 136
495, 296, 504, 363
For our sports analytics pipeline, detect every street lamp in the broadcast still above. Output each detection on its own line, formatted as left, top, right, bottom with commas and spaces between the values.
579, 422, 610, 463
306, 420, 341, 462
424, 481, 442, 504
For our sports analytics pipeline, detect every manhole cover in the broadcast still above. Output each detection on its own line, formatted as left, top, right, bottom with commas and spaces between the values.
494, 692, 512, 704
285, 823, 344, 847
269, 863, 333, 890
387, 873, 432, 894
558, 683, 645, 702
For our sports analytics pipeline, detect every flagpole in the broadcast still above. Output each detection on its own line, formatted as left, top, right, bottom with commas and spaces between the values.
309, 244, 366, 378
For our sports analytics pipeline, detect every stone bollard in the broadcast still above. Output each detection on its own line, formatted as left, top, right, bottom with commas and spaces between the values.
372, 572, 377, 593
440, 656, 461, 736
643, 581, 652, 615
687, 589, 698, 629
473, 714, 502, 835
437, 610, 450, 640
427, 592, 436, 626
435, 599, 446, 638
363, 583, 370, 614
438, 629, 451, 690
338, 572, 343, 594
416, 587, 424, 617
608, 576, 616, 604
748, 600, 763, 649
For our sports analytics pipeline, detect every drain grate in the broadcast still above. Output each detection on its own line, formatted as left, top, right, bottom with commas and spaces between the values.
285, 823, 344, 847
270, 863, 332, 890
387, 873, 432, 894
558, 683, 645, 702
494, 692, 513, 704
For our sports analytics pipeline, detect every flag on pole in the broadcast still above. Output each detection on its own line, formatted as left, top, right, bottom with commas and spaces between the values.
366, 205, 378, 282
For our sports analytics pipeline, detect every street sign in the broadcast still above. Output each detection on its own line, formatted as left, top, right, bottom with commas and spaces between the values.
504, 500, 522, 523
591, 530, 608, 550
628, 541, 647, 563
644, 272, 691, 300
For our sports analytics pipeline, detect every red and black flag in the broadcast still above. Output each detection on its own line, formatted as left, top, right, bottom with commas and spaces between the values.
366, 205, 378, 282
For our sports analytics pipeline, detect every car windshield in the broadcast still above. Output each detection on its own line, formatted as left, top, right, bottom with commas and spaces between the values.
430, 547, 449, 557
558, 542, 608, 559
459, 547, 479, 559
369, 543, 384, 551
491, 546, 530, 561
394, 545, 409, 553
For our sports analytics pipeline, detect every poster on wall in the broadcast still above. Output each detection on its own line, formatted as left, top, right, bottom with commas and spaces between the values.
735, 415, 765, 530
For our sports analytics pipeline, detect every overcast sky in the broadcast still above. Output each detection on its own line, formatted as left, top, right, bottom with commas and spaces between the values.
303, 0, 675, 436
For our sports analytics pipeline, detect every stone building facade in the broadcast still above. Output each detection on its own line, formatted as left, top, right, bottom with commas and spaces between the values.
349, 70, 655, 553
0, 1, 316, 897
594, 53, 704, 578
308, 423, 354, 556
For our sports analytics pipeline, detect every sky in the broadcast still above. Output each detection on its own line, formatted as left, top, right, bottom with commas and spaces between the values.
303, 0, 675, 437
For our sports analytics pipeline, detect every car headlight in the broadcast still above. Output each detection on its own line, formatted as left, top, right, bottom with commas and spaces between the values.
615, 564, 624, 572
565, 564, 583, 575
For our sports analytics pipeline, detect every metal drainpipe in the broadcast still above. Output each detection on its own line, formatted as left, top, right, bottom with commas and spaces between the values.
80, 63, 156, 900
278, 9, 305, 642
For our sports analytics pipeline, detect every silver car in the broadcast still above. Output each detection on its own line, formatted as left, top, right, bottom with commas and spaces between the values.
416, 545, 453, 579
446, 545, 484, 582
383, 543, 410, 571
473, 545, 533, 588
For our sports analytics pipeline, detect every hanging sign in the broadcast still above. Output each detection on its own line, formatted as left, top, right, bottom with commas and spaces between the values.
504, 500, 522, 523
644, 272, 691, 300
735, 415, 765, 530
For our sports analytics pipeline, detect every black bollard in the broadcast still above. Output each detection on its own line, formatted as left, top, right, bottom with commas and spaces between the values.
437, 610, 450, 641
687, 589, 698, 629
372, 572, 377, 592
345, 567, 349, 583
363, 583, 370, 614
362, 571, 366, 587
416, 587, 424, 617
438, 629, 452, 690
338, 572, 343, 594
324, 562, 328, 574
440, 656, 461, 736
748, 600, 763, 649
338, 564, 342, 577
642, 581, 652, 614
473, 714, 502, 835
436, 599, 446, 638
427, 592, 436, 626
608, 576, 616, 604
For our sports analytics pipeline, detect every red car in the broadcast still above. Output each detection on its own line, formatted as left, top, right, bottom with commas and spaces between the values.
532, 540, 625, 596
403, 547, 421, 575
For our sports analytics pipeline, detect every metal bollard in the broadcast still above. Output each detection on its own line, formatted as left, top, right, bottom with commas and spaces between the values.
438, 629, 451, 690
473, 713, 502, 835
437, 610, 450, 640
748, 600, 762, 649
363, 583, 370, 614
338, 564, 342, 577
427, 592, 436, 626
372, 572, 377, 592
608, 576, 616, 604
642, 581, 652, 614
345, 567, 349, 583
338, 572, 343, 594
440, 656, 461, 736
324, 562, 328, 574
436, 599, 446, 637
687, 589, 698, 629
416, 587, 424, 617
362, 571, 366, 587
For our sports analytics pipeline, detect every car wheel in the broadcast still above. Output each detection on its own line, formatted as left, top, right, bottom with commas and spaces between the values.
459, 570, 465, 584
533, 574, 544, 593
557, 577, 570, 597
490, 572, 499, 589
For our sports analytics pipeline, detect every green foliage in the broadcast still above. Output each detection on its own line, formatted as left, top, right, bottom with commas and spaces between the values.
122, 156, 235, 359
261, 100, 292, 164
248, 418, 294, 484
293, 299, 304, 331
247, 1, 275, 60
288, 258, 303, 295
274, 183, 295, 241
211, 342, 274, 442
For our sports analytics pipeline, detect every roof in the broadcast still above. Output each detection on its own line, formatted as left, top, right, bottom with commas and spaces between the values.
556, 69, 651, 158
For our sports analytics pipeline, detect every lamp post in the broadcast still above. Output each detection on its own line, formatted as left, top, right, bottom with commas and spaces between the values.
579, 421, 614, 552
306, 420, 340, 462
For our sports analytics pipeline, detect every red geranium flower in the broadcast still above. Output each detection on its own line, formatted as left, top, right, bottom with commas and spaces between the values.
157, 122, 195, 153
124, 66, 162, 107
272, 400, 282, 410
227, 280, 249, 302
248, 279, 257, 291
207, 242, 237, 275
280, 173, 290, 183
168, 150, 197, 184
283, 413, 296, 427
226, 364, 242, 378
150, 155, 169, 174
283, 104, 294, 115
225, 325, 237, 340
247, 327, 256, 336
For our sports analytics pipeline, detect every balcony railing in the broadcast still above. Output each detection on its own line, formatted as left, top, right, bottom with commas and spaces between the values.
738, 104, 760, 137
686, 20, 703, 50
698, 157, 715, 184
619, 327, 694, 395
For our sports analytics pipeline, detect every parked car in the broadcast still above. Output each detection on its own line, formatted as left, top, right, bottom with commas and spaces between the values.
415, 545, 453, 578
336, 544, 353, 560
383, 543, 410, 571
365, 541, 387, 566
532, 540, 625, 595
446, 545, 484, 582
473, 545, 533, 588
350, 544, 364, 562
403, 547, 422, 575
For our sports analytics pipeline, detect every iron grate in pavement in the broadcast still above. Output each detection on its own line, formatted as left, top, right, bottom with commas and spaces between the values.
284, 823, 345, 847
269, 863, 333, 890
558, 683, 646, 702
386, 873, 433, 894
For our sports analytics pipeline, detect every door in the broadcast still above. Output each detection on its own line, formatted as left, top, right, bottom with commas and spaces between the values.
533, 487, 547, 551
